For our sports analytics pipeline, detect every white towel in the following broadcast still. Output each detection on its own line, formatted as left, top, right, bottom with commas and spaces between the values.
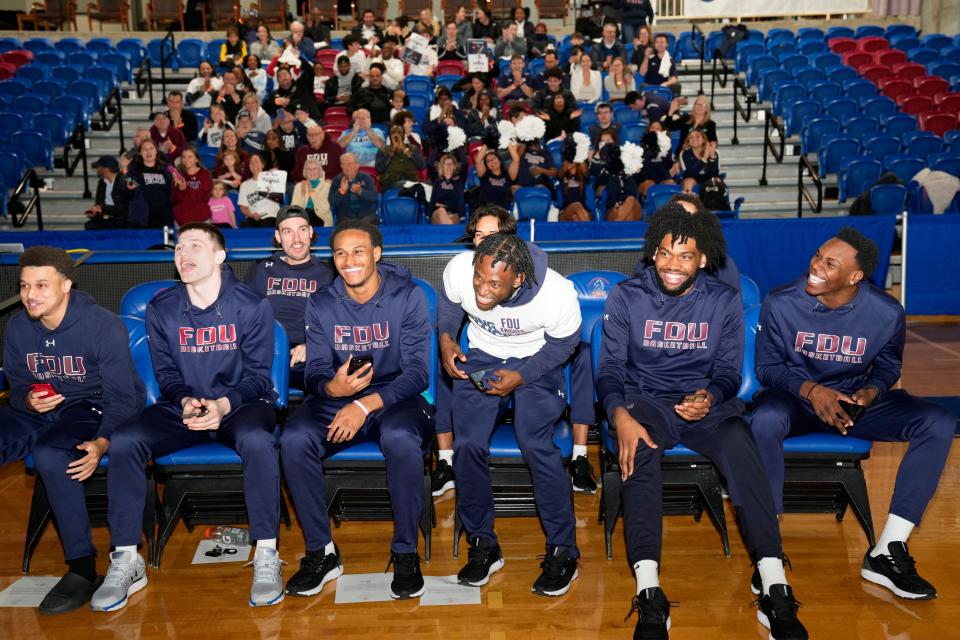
658, 50, 673, 80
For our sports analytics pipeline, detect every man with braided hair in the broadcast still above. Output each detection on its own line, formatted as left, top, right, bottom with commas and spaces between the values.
438, 233, 583, 596
596, 205, 808, 640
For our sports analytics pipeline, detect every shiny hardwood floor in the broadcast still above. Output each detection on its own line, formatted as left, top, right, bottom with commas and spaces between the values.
0, 322, 957, 639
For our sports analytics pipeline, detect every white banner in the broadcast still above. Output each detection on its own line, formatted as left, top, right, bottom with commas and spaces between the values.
401, 33, 430, 66
257, 169, 287, 196
467, 39, 490, 74
684, 0, 869, 17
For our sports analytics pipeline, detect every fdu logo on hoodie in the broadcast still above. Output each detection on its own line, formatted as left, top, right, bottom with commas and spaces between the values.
333, 322, 390, 352
178, 324, 238, 353
27, 351, 87, 380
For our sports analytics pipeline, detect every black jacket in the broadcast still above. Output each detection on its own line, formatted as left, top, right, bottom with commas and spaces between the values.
94, 174, 130, 225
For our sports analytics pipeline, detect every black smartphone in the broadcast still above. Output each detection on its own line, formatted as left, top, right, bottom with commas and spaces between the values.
680, 393, 707, 404
469, 369, 499, 392
838, 400, 866, 424
347, 355, 374, 377
182, 404, 209, 419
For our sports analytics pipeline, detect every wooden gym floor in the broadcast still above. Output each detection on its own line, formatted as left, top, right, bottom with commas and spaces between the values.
0, 321, 957, 639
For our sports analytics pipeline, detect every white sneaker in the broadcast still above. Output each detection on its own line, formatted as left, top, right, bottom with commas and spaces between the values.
247, 546, 286, 607
90, 550, 147, 612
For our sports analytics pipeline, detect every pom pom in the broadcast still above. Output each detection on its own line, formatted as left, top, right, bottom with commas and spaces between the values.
445, 125, 467, 152
600, 143, 623, 175
429, 104, 442, 121
656, 131, 672, 159
497, 120, 517, 149
572, 132, 591, 164
561, 136, 577, 163
516, 115, 546, 142
621, 142, 645, 176
431, 124, 449, 152
481, 124, 500, 150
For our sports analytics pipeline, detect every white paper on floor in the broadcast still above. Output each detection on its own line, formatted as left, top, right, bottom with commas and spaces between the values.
334, 573, 394, 604
191, 539, 251, 565
0, 577, 60, 607
420, 576, 481, 606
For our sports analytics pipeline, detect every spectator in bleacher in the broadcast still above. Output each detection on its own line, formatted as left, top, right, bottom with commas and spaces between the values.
352, 9, 384, 47
465, 91, 498, 137
294, 105, 318, 130
390, 110, 422, 149
530, 51, 561, 92
429, 153, 465, 225
511, 6, 535, 41
263, 129, 294, 174
217, 126, 248, 167
237, 154, 279, 227
571, 54, 603, 103
587, 102, 621, 146
240, 92, 273, 134
236, 115, 266, 155
293, 125, 342, 183
165, 91, 199, 145
172, 148, 213, 227
558, 151, 591, 222
84, 155, 129, 230
438, 21, 467, 61
528, 23, 552, 59
416, 8, 441, 41
532, 67, 578, 110
215, 148, 246, 190
677, 128, 720, 193
233, 65, 258, 98
640, 33, 680, 94
212, 74, 244, 123
638, 122, 676, 198
150, 112, 189, 163
250, 24, 280, 61
365, 41, 404, 90
494, 23, 527, 60
661, 95, 717, 156
350, 63, 393, 125
630, 25, 654, 67
591, 23, 627, 72
185, 61, 222, 109
208, 180, 236, 228
288, 20, 317, 63
459, 74, 491, 112
126, 139, 173, 228
454, 5, 472, 40
597, 145, 642, 221
389, 89, 409, 122
540, 93, 581, 141
341, 36, 367, 76
513, 136, 557, 191
264, 67, 319, 120
312, 60, 330, 106
604, 57, 636, 103
290, 158, 333, 226
305, 8, 332, 48
275, 110, 306, 153
375, 125, 426, 190
496, 55, 534, 105
618, 0, 655, 44
405, 30, 438, 77
589, 128, 619, 181
472, 7, 501, 44
220, 26, 248, 70
474, 147, 516, 210
244, 54, 269, 100
325, 56, 362, 110
338, 109, 384, 168
562, 45, 584, 76
383, 16, 412, 45
328, 153, 378, 222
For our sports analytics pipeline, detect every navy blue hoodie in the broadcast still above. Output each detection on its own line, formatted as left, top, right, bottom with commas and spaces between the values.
3, 290, 145, 439
245, 252, 335, 345
756, 277, 904, 397
596, 266, 743, 416
146, 266, 277, 410
303, 262, 430, 408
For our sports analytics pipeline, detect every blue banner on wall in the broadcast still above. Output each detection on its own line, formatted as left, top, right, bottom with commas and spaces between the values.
905, 215, 960, 315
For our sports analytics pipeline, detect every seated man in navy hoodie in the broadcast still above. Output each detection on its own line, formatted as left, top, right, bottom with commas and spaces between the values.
0, 246, 144, 615
751, 227, 954, 601
92, 222, 283, 611
246, 206, 335, 391
596, 207, 807, 640
281, 219, 434, 600
439, 233, 583, 596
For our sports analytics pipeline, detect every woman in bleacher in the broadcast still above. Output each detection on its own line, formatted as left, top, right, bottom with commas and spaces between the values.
237, 154, 280, 227
638, 121, 676, 198
661, 94, 718, 155
474, 147, 517, 210
263, 130, 294, 174
540, 93, 580, 142
290, 158, 333, 227
250, 24, 280, 62
429, 153, 466, 225
375, 125, 427, 191
677, 127, 721, 193
570, 54, 602, 104
215, 129, 249, 175
557, 160, 591, 222
604, 57, 636, 103
464, 91, 498, 138
126, 139, 174, 228
390, 110, 423, 150
630, 25, 654, 68
244, 54, 269, 100
185, 61, 222, 109
172, 148, 213, 227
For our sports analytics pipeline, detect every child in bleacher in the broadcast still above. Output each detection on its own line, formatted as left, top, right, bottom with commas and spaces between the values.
208, 180, 237, 228
244, 54, 268, 100
200, 104, 234, 149
215, 149, 246, 190
220, 26, 248, 69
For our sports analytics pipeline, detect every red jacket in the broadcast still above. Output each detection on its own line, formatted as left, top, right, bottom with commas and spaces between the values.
173, 168, 213, 226
150, 125, 189, 161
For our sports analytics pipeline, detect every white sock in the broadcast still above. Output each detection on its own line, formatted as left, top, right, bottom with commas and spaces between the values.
439, 449, 454, 464
633, 559, 659, 594
324, 541, 336, 555
572, 444, 588, 460
116, 545, 138, 558
870, 514, 915, 557
257, 538, 277, 550
757, 557, 788, 595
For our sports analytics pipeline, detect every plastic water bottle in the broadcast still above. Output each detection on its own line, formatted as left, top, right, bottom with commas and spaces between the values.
204, 526, 250, 546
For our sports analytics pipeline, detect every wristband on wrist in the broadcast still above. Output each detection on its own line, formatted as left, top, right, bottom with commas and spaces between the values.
804, 382, 819, 400
353, 399, 370, 416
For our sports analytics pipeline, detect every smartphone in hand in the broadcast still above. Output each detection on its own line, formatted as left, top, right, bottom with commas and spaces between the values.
838, 400, 866, 424
469, 369, 499, 393
30, 382, 56, 398
347, 355, 374, 378
182, 404, 210, 419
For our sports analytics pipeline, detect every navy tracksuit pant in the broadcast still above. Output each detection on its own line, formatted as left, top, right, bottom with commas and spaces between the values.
452, 349, 579, 556
750, 388, 955, 525
613, 395, 782, 566
282, 394, 434, 554
0, 403, 103, 561
107, 400, 280, 546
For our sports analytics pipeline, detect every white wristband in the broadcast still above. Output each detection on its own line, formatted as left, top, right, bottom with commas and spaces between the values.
353, 399, 370, 416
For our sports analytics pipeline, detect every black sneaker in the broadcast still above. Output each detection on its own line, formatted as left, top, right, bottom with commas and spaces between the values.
431, 459, 455, 496
570, 456, 598, 494
532, 546, 579, 596
457, 536, 504, 587
38, 571, 103, 616
756, 584, 809, 640
285, 545, 344, 597
861, 541, 937, 600
389, 552, 425, 599
625, 587, 671, 640
751, 554, 793, 595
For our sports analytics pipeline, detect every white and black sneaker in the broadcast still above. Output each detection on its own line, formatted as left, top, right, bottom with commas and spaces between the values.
861, 542, 937, 600
457, 536, 504, 587
531, 546, 579, 596
286, 545, 344, 597
431, 459, 455, 496
90, 550, 147, 612
626, 587, 671, 640
389, 552, 425, 599
570, 456, 598, 494
755, 584, 809, 640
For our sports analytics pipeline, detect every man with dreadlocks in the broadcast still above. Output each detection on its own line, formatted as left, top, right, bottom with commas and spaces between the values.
438, 233, 583, 596
751, 227, 953, 602
596, 206, 808, 640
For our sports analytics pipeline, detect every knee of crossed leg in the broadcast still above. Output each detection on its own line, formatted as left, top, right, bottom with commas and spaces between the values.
749, 395, 794, 444
30, 439, 74, 477
921, 405, 956, 446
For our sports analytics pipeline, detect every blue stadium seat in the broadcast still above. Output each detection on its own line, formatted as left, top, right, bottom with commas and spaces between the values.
747, 54, 776, 87
945, 129, 960, 154
801, 116, 840, 155
818, 135, 860, 177
14, 95, 48, 113
772, 82, 805, 116
786, 99, 820, 137
861, 95, 897, 119
929, 61, 960, 82
885, 154, 925, 183
885, 24, 917, 41
706, 30, 726, 60
177, 38, 205, 68
792, 65, 824, 88
870, 183, 907, 215
740, 276, 761, 309
808, 80, 842, 103
856, 25, 885, 39
70, 79, 105, 114
23, 38, 54, 54
147, 38, 178, 70
515, 186, 552, 221
15, 65, 46, 83
380, 195, 420, 224
101, 52, 133, 83
891, 35, 920, 52
621, 121, 647, 144
881, 112, 918, 137
566, 270, 629, 342
674, 31, 703, 62
0, 111, 25, 135
811, 52, 842, 71
797, 27, 825, 41
824, 64, 858, 84
403, 76, 433, 96
907, 47, 938, 65
824, 97, 859, 120
843, 78, 878, 102
31, 112, 68, 147
72, 52, 98, 69
758, 68, 790, 103
863, 134, 901, 158
119, 279, 177, 318
0, 151, 23, 190
903, 131, 943, 157
922, 33, 952, 51
735, 42, 765, 74
844, 116, 881, 139
931, 153, 960, 177
435, 74, 461, 92
779, 54, 807, 75
50, 65, 81, 86
839, 157, 883, 202
116, 38, 147, 67
52, 95, 89, 130
613, 107, 641, 124
87, 65, 119, 95
12, 130, 53, 169
766, 28, 795, 46
0, 79, 29, 100
826, 26, 856, 40
798, 39, 828, 56
33, 50, 64, 67
642, 183, 682, 217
